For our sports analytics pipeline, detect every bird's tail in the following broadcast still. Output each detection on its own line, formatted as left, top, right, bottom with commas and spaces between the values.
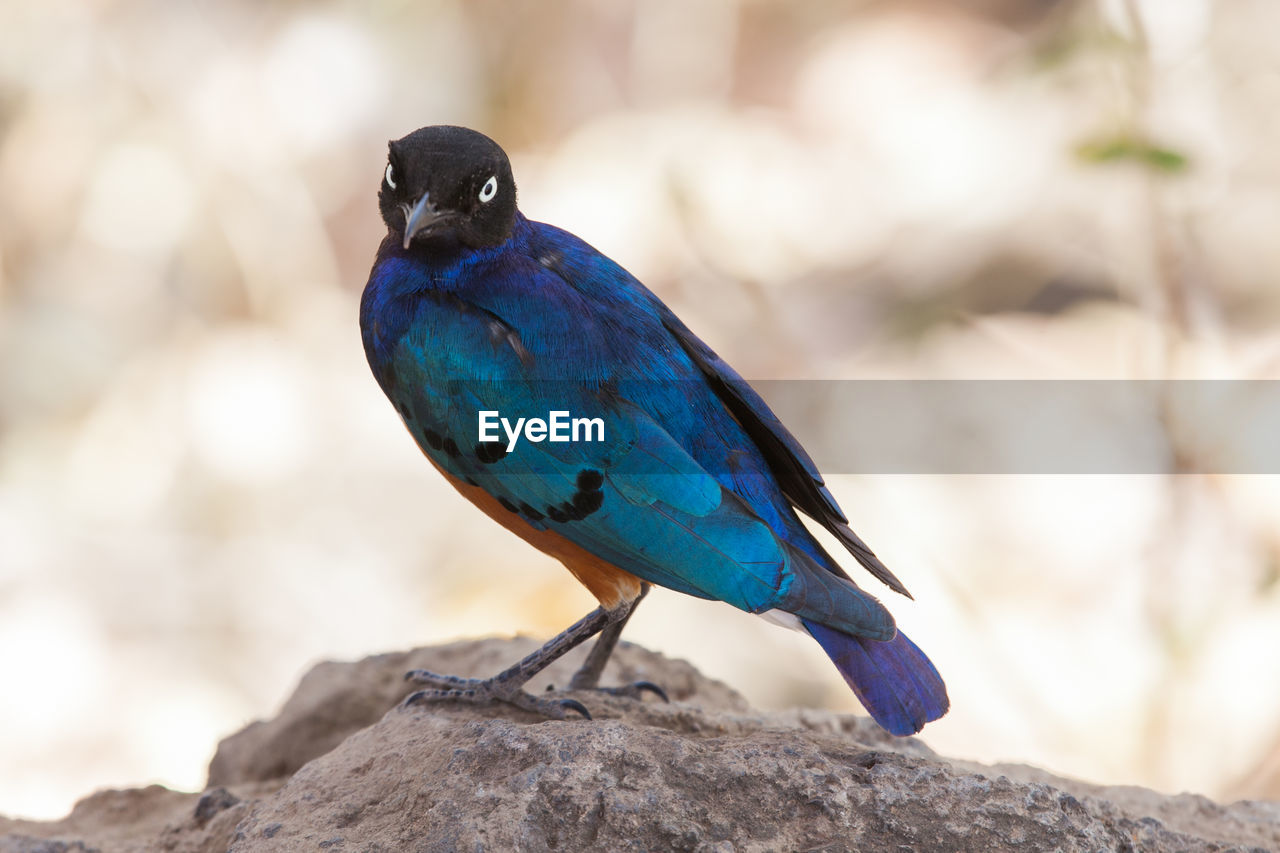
802, 619, 949, 736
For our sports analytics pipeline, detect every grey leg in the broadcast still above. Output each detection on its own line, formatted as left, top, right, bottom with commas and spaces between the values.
568, 585, 667, 701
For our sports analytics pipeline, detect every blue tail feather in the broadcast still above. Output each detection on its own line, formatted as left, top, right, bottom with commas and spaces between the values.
803, 619, 949, 736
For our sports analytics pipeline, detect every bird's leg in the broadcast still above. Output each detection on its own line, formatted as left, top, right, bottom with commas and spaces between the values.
404, 604, 619, 719
567, 606, 634, 689
567, 584, 667, 701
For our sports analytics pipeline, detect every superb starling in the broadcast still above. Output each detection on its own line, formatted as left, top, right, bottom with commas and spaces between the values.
360, 126, 948, 734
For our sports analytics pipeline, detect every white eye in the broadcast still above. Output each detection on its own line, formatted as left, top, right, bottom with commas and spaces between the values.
384, 162, 397, 189
478, 175, 498, 203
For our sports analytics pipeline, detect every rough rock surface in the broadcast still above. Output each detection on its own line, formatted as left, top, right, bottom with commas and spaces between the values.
2, 638, 1278, 852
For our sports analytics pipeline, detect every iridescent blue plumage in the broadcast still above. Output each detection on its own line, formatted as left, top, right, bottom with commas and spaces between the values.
361, 125, 948, 735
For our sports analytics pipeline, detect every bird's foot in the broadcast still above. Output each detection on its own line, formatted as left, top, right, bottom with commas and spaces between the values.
403, 668, 591, 720
568, 679, 669, 703
563, 670, 670, 703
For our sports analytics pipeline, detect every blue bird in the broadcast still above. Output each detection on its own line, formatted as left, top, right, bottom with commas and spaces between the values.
360, 126, 948, 735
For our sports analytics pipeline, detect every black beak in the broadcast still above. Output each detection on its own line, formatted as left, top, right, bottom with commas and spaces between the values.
402, 194, 449, 249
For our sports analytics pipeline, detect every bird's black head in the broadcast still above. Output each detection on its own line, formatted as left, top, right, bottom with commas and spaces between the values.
378, 125, 517, 252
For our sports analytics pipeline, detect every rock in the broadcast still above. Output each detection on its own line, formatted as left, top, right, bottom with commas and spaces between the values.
207, 637, 747, 789
3, 638, 1277, 852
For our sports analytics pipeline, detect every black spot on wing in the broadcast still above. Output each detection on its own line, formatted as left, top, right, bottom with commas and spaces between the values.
489, 490, 548, 526
576, 469, 604, 491
572, 489, 604, 516
546, 467, 606, 524
476, 442, 508, 464
423, 429, 460, 459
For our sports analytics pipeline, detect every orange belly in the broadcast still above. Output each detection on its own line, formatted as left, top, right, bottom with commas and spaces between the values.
433, 462, 644, 611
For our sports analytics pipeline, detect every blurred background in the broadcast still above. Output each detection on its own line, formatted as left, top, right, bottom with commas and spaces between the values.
4, 0, 1280, 821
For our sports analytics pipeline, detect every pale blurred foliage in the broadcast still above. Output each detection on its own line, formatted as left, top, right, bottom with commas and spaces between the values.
3, 0, 1280, 821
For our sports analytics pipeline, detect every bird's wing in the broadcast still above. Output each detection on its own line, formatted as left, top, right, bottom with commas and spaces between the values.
508, 220, 909, 597
658, 310, 912, 598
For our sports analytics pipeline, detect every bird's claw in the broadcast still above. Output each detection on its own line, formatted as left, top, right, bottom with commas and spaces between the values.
556, 698, 592, 720
555, 677, 671, 703
401, 669, 593, 720
590, 680, 669, 703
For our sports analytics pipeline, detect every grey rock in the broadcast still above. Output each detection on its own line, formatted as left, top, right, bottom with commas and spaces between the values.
2, 638, 1277, 852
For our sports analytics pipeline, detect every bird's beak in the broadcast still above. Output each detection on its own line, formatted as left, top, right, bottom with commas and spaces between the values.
402, 194, 446, 249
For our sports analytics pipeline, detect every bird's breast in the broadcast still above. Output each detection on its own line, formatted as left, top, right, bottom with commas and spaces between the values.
431, 459, 644, 611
